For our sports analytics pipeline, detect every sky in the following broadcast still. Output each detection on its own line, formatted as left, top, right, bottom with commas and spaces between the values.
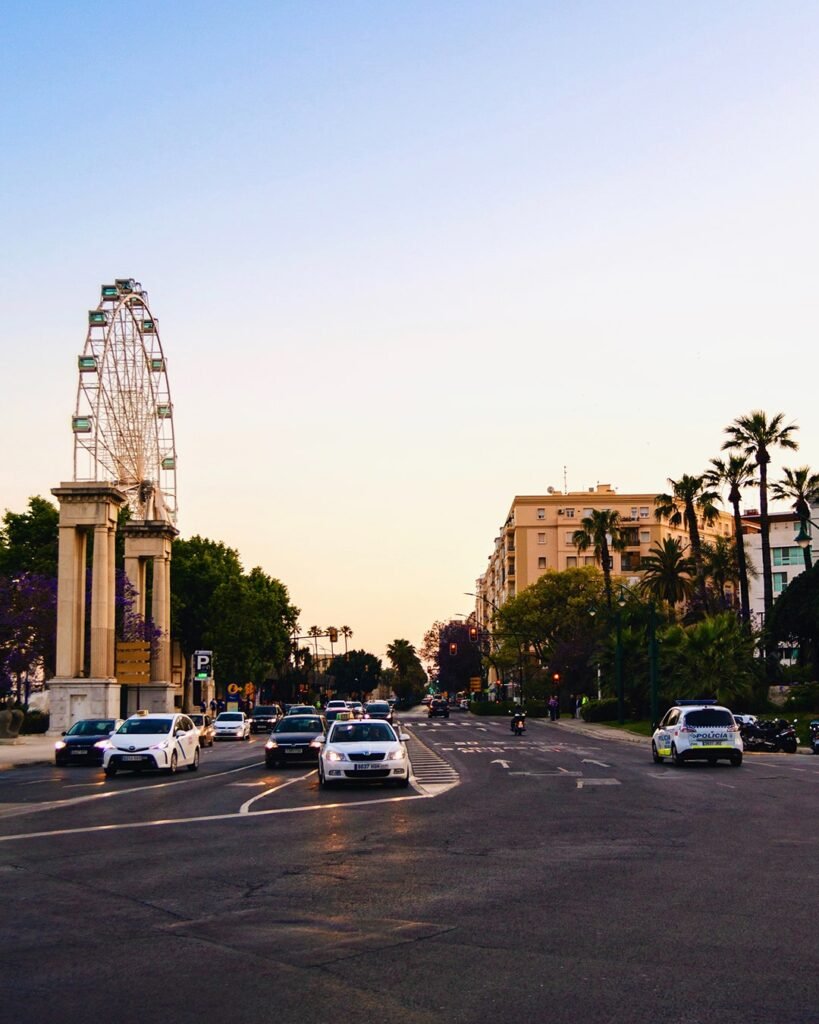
2, 1, 819, 663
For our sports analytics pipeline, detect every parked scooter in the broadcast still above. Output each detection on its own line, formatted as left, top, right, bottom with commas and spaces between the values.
740, 718, 799, 753
509, 709, 527, 735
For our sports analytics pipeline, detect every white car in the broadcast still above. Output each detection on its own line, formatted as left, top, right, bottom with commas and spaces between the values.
652, 700, 743, 767
103, 711, 200, 776
213, 711, 251, 740
318, 719, 411, 788
324, 700, 349, 712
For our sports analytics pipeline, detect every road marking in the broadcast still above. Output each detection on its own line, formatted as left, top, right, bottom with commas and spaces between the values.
510, 771, 582, 777
576, 778, 620, 788
490, 759, 510, 769
581, 759, 611, 768
240, 771, 315, 813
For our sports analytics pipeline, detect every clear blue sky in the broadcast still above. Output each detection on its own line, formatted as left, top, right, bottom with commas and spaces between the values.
2, 1, 818, 661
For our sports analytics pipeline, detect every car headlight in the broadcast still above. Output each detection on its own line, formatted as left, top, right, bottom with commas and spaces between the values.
94, 740, 110, 750
325, 749, 347, 762
386, 748, 404, 760
150, 740, 170, 750
265, 740, 277, 749
54, 741, 66, 750
234, 728, 243, 734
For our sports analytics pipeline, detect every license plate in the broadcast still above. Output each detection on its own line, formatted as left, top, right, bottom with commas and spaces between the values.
71, 750, 89, 755
353, 762, 385, 771
285, 748, 304, 755
696, 739, 727, 746
122, 755, 144, 761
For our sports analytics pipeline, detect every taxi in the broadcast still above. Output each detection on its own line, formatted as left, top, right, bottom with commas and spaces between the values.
652, 700, 743, 767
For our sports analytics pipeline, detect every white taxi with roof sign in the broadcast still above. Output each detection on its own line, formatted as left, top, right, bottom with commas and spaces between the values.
652, 700, 743, 767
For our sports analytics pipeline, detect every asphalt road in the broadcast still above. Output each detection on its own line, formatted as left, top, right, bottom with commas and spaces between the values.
1, 709, 817, 1024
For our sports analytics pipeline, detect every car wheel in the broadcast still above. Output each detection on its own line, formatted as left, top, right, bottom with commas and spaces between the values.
104, 764, 117, 777
166, 751, 178, 775
671, 743, 685, 767
396, 776, 410, 788
730, 752, 743, 767
188, 747, 200, 772
651, 741, 662, 764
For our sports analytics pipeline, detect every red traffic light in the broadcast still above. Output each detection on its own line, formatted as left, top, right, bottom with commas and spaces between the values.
449, 642, 458, 657
468, 626, 479, 643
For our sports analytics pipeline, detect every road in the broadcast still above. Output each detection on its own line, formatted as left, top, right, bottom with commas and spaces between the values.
1, 709, 817, 1023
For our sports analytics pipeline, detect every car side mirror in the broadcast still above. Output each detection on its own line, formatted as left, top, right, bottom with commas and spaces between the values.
313, 735, 326, 744
61, 730, 67, 736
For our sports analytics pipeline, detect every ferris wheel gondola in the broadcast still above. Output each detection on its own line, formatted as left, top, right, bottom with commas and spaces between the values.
72, 278, 178, 523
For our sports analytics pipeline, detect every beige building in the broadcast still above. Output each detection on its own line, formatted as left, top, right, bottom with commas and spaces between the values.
475, 483, 734, 619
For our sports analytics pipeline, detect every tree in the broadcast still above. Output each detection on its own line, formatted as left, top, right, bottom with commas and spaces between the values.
0, 496, 59, 578
327, 649, 382, 696
339, 625, 353, 657
637, 536, 695, 609
433, 621, 481, 694
705, 454, 757, 627
386, 638, 427, 703
771, 466, 819, 570
766, 560, 819, 674
654, 474, 720, 612
659, 613, 759, 707
572, 508, 625, 609
700, 536, 743, 612
0, 573, 57, 702
723, 410, 799, 622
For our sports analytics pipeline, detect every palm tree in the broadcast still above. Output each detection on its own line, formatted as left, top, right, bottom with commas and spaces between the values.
654, 474, 720, 609
771, 466, 819, 570
638, 536, 695, 609
573, 508, 625, 609
701, 536, 743, 611
705, 454, 756, 628
307, 625, 321, 660
340, 625, 353, 659
723, 410, 799, 620
386, 638, 417, 679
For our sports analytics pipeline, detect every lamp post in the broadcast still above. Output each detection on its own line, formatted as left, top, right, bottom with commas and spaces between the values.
794, 517, 815, 570
648, 600, 659, 726
615, 588, 625, 725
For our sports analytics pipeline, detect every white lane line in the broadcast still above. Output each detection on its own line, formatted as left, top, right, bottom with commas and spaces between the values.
0, 760, 266, 818
576, 778, 620, 788
0, 791, 430, 844
239, 771, 315, 814
581, 759, 611, 768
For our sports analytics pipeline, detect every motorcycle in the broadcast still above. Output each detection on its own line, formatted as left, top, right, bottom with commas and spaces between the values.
509, 710, 526, 735
740, 718, 799, 753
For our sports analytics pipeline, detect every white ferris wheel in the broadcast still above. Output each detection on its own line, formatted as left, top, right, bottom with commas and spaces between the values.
72, 278, 178, 524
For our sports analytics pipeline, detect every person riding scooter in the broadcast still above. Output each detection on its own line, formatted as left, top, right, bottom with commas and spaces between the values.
509, 707, 527, 734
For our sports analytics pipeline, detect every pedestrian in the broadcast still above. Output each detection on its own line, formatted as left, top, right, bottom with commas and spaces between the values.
209, 699, 217, 715
548, 694, 558, 721
199, 700, 207, 714
575, 695, 582, 719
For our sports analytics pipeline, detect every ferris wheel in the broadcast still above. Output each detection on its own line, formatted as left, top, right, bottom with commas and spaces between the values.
72, 278, 178, 524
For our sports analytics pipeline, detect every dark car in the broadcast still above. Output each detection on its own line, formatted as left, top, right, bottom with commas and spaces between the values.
428, 698, 449, 719
54, 718, 122, 766
365, 700, 394, 725
265, 715, 328, 767
250, 705, 282, 733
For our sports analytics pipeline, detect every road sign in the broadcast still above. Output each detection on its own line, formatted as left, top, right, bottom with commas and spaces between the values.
193, 650, 212, 680
469, 676, 482, 691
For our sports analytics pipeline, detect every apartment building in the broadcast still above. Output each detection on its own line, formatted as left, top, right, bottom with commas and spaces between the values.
475, 483, 735, 620
741, 509, 812, 626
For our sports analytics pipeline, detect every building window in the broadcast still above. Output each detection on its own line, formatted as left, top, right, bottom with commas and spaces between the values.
773, 547, 803, 566
630, 507, 638, 520
639, 506, 649, 518
583, 507, 593, 519
565, 531, 575, 544
773, 572, 788, 594
640, 529, 650, 543
537, 532, 545, 544
566, 556, 577, 568
583, 555, 595, 566
538, 557, 547, 569
537, 508, 545, 519
564, 508, 575, 518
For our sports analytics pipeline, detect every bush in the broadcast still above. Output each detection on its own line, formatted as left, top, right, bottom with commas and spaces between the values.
580, 697, 622, 722
469, 700, 518, 716
784, 682, 819, 713
21, 709, 49, 734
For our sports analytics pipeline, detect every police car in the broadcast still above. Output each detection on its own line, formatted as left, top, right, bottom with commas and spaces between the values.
103, 711, 201, 776
652, 700, 743, 767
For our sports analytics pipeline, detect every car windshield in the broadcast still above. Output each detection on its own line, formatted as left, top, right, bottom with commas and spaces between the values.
684, 709, 735, 728
276, 717, 322, 733
330, 723, 395, 744
253, 707, 278, 716
368, 703, 389, 711
217, 713, 243, 722
188, 715, 205, 726
118, 718, 173, 735
67, 719, 114, 736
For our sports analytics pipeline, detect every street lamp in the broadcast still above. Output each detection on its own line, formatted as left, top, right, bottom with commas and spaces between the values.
794, 517, 816, 569
615, 587, 625, 725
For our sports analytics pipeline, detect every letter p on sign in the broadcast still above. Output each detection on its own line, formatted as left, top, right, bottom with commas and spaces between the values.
194, 651, 212, 679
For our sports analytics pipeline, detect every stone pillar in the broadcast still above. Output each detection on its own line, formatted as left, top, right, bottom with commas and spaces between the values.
49, 482, 127, 736
121, 520, 179, 713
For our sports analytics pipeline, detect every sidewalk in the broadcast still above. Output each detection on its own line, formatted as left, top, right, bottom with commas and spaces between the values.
535, 715, 647, 746
0, 734, 56, 771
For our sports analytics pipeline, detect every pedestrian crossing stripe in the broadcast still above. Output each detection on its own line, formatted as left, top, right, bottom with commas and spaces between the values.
404, 731, 459, 787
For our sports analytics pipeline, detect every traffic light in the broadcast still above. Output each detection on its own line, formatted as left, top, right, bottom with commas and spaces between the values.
552, 672, 561, 684
328, 627, 338, 643
468, 625, 479, 643
449, 642, 458, 657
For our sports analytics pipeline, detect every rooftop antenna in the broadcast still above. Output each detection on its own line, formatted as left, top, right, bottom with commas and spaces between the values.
563, 465, 568, 493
